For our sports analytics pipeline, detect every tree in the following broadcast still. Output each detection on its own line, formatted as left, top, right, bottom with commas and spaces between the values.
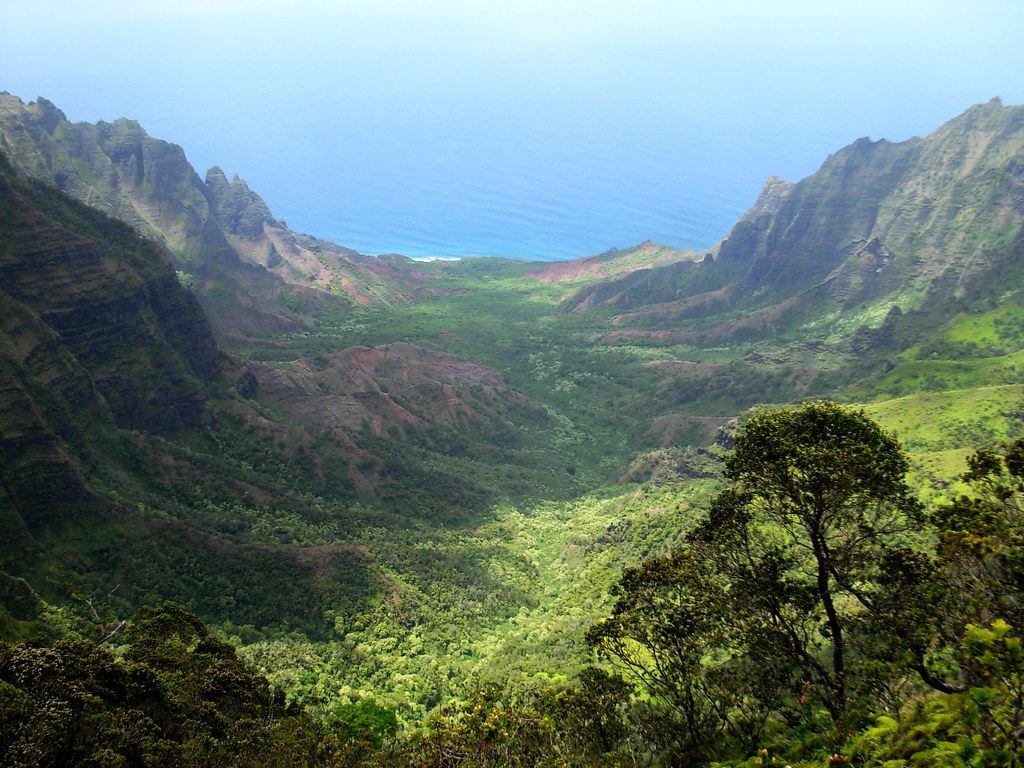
933, 438, 1024, 631
845, 441, 1024, 764
891, 437, 1024, 696
380, 675, 635, 767
0, 602, 334, 768
690, 402, 923, 732
585, 549, 757, 764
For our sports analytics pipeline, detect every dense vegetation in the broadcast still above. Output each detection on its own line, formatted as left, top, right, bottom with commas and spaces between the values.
4, 405, 1023, 766
3, 95, 1024, 764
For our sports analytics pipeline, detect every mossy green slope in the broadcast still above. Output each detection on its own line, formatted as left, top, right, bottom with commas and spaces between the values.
565, 99, 1024, 345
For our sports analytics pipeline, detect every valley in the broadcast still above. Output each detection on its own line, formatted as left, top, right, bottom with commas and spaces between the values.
2, 92, 1024, 764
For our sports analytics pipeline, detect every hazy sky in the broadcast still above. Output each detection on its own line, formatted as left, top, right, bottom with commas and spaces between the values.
3, 1, 1024, 257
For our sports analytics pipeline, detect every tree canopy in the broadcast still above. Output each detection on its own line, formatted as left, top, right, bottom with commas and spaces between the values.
587, 403, 1024, 765
693, 402, 923, 727
4, 406, 1024, 766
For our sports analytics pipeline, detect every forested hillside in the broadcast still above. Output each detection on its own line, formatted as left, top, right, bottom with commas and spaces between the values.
2, 96, 1024, 765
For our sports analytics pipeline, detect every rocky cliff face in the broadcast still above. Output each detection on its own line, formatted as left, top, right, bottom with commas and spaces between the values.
0, 150, 224, 544
565, 99, 1024, 340
0, 295, 102, 533
715, 136, 923, 296
0, 93, 418, 341
715, 98, 1024, 308
204, 166, 278, 240
0, 152, 219, 430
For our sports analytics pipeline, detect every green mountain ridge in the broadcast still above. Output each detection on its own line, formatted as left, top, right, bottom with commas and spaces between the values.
0, 93, 431, 341
0, 148, 220, 532
567, 98, 1024, 345
0, 148, 583, 650
0, 151, 383, 639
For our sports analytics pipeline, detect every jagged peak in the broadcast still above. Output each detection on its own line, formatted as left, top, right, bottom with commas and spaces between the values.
970, 96, 1005, 111
205, 165, 229, 184
941, 96, 1023, 134
32, 96, 66, 122
0, 92, 67, 131
756, 175, 790, 197
202, 164, 278, 238
96, 117, 146, 132
205, 165, 255, 194
740, 175, 792, 220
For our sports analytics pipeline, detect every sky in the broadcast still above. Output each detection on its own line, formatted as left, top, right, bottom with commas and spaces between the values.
2, 1, 1024, 259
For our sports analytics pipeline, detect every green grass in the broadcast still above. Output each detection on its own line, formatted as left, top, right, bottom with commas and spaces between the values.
864, 384, 1024, 455
939, 301, 1024, 352
858, 348, 1024, 399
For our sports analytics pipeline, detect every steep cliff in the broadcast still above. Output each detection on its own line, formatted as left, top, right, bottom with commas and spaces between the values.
0, 152, 219, 428
0, 93, 417, 340
0, 149, 226, 576
564, 99, 1024, 342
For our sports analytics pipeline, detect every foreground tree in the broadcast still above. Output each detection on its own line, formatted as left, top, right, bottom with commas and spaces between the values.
690, 402, 923, 731
933, 438, 1024, 633
0, 602, 336, 768
379, 674, 634, 767
867, 437, 1024, 700
847, 440, 1024, 766
591, 402, 928, 763
586, 550, 746, 763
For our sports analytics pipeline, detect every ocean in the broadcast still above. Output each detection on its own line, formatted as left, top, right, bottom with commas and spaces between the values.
138, 89, 862, 262
4, 3, 1019, 264
4, 3, 1021, 262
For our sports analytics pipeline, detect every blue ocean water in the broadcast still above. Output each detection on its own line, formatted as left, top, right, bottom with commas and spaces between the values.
0, 78, 988, 263
142, 90, 847, 262
5, 3, 1022, 262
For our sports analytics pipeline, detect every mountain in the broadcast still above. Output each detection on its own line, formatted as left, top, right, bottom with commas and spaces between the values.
0, 91, 566, 504
0, 146, 219, 528
0, 93, 426, 341
0, 147, 554, 640
565, 98, 1024, 347
0, 151, 332, 631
